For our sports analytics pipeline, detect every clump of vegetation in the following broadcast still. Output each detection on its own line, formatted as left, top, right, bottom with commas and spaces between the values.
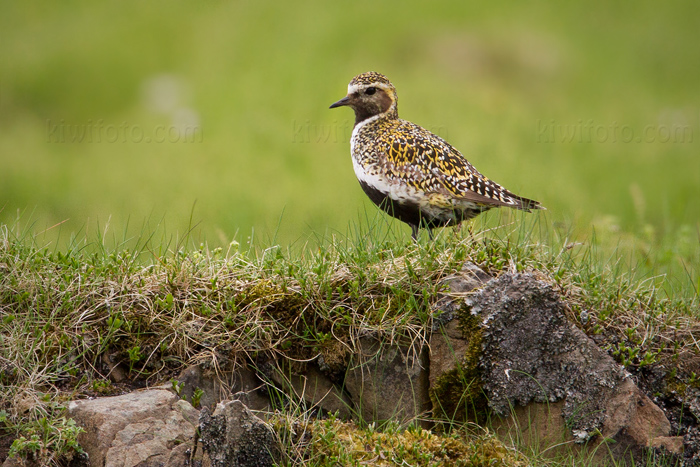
307, 418, 527, 467
276, 413, 526, 467
7, 417, 84, 466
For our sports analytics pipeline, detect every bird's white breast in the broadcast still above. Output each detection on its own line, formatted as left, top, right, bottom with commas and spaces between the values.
350, 115, 392, 193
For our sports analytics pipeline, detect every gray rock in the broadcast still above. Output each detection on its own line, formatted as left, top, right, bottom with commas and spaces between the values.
101, 352, 128, 383
473, 273, 673, 459
432, 262, 491, 328
430, 271, 679, 463
1, 457, 25, 467
270, 361, 353, 419
177, 363, 269, 411
344, 336, 429, 424
429, 262, 491, 393
199, 400, 280, 467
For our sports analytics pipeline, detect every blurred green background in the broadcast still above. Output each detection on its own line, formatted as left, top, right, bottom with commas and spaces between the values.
1, 1, 698, 272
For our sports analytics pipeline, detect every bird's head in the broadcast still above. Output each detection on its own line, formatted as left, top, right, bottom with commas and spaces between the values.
329, 71, 398, 125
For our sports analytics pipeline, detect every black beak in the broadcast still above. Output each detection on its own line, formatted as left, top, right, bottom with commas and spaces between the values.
329, 95, 351, 109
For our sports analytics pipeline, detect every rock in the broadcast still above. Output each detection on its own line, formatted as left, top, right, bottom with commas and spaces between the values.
650, 381, 700, 463
600, 378, 670, 457
199, 399, 281, 467
451, 262, 493, 291
430, 272, 674, 463
177, 364, 227, 409
651, 436, 684, 455
269, 362, 353, 419
101, 352, 128, 383
177, 363, 269, 411
1, 457, 24, 467
429, 263, 491, 422
495, 401, 573, 454
428, 316, 486, 423
429, 319, 471, 389
344, 336, 429, 424
68, 389, 199, 467
682, 426, 700, 464
476, 274, 670, 451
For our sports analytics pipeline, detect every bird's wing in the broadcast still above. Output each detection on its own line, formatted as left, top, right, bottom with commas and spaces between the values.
382, 122, 517, 208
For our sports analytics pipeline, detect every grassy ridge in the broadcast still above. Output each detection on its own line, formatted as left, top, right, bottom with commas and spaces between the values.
0, 220, 697, 464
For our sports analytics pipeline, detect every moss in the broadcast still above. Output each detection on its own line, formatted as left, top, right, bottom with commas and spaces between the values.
664, 372, 700, 397
430, 310, 488, 424
318, 338, 349, 378
665, 377, 688, 397
286, 417, 526, 467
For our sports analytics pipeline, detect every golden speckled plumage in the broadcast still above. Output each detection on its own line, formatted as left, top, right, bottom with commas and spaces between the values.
349, 71, 393, 87
330, 72, 544, 238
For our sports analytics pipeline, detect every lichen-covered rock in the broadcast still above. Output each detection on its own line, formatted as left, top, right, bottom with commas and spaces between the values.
199, 399, 280, 467
431, 262, 492, 329
266, 260, 478, 425
473, 274, 670, 446
429, 263, 491, 422
429, 317, 486, 422
430, 271, 679, 463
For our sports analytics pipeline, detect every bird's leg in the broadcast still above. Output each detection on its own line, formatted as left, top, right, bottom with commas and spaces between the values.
411, 224, 419, 241
467, 223, 476, 242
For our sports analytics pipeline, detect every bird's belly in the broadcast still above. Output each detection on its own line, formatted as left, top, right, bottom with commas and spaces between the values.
352, 158, 470, 226
352, 158, 422, 203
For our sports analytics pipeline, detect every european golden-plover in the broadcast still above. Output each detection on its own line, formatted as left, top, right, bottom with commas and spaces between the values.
330, 71, 544, 239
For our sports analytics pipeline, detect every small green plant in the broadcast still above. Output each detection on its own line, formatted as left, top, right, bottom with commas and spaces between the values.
106, 315, 123, 333
638, 350, 660, 367
91, 379, 112, 394
611, 343, 639, 367
156, 293, 175, 311
8, 417, 85, 465
171, 378, 184, 396
191, 387, 204, 408
127, 345, 143, 373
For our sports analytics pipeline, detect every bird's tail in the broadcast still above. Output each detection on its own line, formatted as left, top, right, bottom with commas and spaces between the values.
508, 193, 545, 212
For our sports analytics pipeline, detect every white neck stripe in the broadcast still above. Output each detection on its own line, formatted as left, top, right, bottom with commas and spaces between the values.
350, 113, 383, 154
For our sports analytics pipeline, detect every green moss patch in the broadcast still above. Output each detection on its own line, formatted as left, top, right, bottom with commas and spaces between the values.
280, 416, 526, 467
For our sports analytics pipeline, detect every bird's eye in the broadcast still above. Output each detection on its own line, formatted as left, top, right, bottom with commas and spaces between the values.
365, 87, 377, 95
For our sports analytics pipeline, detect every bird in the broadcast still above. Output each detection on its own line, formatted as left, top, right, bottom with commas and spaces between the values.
329, 71, 544, 239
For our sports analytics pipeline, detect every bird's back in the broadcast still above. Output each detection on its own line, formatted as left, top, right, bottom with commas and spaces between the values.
352, 116, 542, 215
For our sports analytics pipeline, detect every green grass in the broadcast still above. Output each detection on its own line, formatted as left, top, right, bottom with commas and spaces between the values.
1, 1, 699, 269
